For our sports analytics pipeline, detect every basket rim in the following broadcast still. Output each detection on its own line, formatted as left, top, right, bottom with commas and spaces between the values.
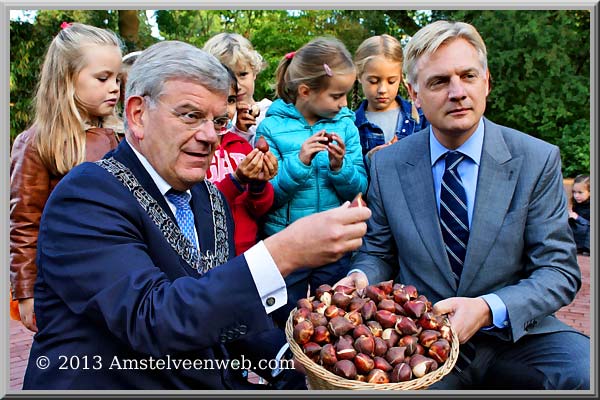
285, 304, 459, 390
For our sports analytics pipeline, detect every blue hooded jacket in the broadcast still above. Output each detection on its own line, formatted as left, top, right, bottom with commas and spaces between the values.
257, 99, 367, 236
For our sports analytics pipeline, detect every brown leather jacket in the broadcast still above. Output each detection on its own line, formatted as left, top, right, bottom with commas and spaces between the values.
10, 127, 120, 300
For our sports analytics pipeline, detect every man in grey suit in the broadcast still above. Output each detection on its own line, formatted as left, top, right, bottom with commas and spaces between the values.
339, 20, 589, 389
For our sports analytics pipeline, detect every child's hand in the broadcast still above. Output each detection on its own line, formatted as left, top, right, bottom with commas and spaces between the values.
299, 131, 328, 166
19, 298, 38, 332
259, 151, 279, 181
233, 149, 263, 184
366, 143, 390, 160
235, 102, 257, 132
569, 210, 579, 220
326, 133, 346, 172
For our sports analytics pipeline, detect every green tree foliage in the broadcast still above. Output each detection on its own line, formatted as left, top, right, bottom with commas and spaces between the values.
10, 10, 590, 176
431, 10, 590, 177
9, 10, 156, 140
10, 19, 49, 142
152, 10, 422, 102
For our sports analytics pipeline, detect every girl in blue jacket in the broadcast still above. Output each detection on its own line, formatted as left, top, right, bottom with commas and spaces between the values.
257, 37, 367, 326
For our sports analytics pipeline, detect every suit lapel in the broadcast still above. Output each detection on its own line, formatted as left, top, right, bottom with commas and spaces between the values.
112, 141, 177, 222
111, 140, 199, 275
458, 119, 522, 293
396, 134, 458, 290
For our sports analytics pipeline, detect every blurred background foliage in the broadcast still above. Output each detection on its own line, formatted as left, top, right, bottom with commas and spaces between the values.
10, 9, 590, 176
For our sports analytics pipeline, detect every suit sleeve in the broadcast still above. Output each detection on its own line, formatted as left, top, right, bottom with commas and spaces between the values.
571, 215, 590, 229
351, 154, 399, 284
36, 164, 274, 357
493, 146, 581, 341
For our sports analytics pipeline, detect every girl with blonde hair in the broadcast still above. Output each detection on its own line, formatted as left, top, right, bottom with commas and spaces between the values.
10, 22, 123, 331
203, 32, 270, 147
353, 34, 428, 168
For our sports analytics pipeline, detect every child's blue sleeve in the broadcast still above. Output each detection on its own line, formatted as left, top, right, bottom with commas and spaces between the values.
574, 216, 590, 227
257, 121, 312, 209
327, 121, 368, 200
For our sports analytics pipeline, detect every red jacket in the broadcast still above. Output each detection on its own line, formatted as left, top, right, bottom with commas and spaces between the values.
207, 132, 274, 255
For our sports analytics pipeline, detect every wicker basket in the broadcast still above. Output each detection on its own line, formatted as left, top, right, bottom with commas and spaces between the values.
285, 307, 459, 390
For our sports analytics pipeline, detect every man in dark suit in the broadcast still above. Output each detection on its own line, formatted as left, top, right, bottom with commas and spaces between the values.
23, 40, 371, 390
339, 21, 589, 389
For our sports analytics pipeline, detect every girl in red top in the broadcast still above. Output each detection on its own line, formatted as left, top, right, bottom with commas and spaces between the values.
206, 67, 277, 255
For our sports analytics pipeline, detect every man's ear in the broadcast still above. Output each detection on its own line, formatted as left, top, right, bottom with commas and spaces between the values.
125, 96, 146, 140
406, 82, 421, 108
485, 69, 492, 96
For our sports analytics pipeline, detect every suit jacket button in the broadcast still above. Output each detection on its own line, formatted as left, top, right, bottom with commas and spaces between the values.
266, 297, 275, 307
220, 333, 227, 343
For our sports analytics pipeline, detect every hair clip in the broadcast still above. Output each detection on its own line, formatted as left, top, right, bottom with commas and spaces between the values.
285, 51, 296, 60
60, 21, 73, 30
323, 63, 333, 77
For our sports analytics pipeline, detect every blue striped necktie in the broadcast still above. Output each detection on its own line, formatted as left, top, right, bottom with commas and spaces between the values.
166, 189, 199, 253
439, 151, 469, 281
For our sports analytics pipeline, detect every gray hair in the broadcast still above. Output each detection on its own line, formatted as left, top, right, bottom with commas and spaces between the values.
124, 40, 229, 130
403, 21, 488, 91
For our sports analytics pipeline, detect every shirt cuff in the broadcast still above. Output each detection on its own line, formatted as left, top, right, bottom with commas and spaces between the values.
346, 268, 366, 277
480, 293, 509, 329
244, 241, 287, 314
271, 343, 291, 377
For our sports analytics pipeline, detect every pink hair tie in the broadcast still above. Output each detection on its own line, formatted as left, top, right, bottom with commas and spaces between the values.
323, 63, 333, 77
284, 51, 296, 60
60, 21, 72, 30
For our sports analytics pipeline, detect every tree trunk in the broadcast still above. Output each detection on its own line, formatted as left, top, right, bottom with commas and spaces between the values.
119, 10, 140, 52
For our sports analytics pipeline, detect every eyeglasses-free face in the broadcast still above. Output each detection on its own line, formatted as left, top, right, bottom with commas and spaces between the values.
407, 38, 489, 149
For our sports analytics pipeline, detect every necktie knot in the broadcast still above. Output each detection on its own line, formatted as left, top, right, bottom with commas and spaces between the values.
166, 189, 198, 253
444, 151, 465, 172
166, 189, 192, 209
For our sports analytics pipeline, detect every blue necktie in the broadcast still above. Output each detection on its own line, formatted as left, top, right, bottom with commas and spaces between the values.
166, 189, 199, 253
439, 151, 470, 281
